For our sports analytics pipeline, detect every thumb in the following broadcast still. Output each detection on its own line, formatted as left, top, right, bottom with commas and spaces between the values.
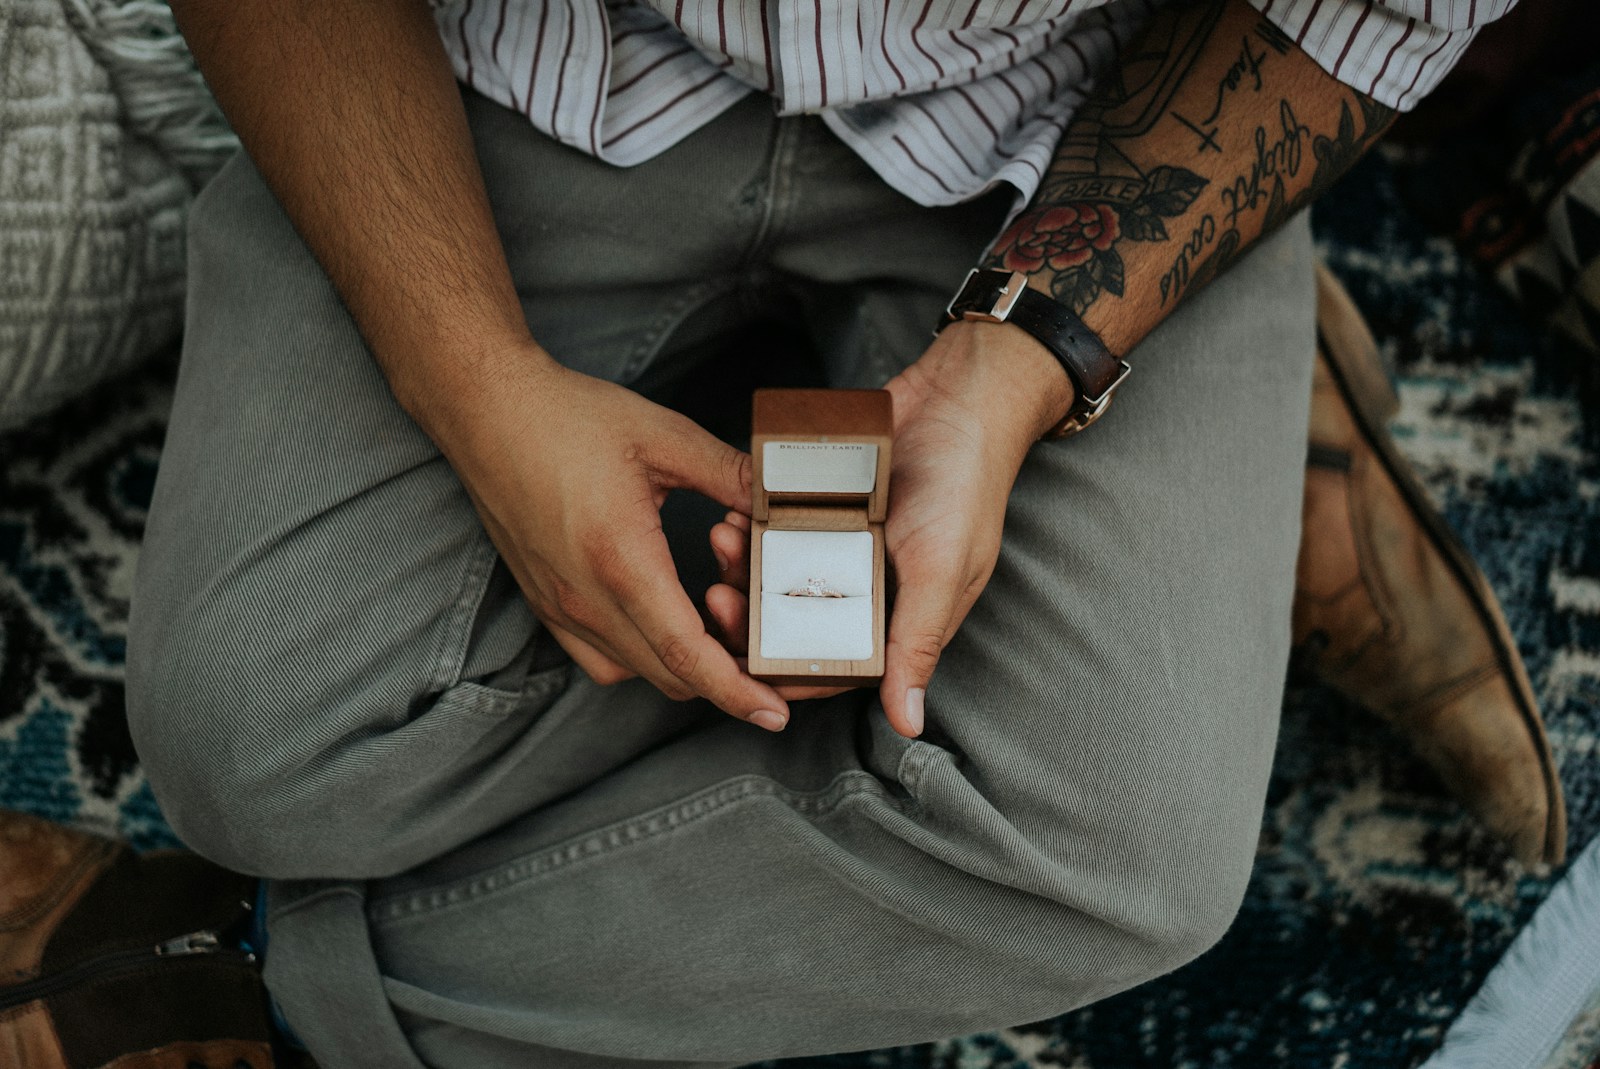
880, 573, 959, 740
653, 419, 754, 514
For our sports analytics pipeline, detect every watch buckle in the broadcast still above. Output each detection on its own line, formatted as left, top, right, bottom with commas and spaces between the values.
1053, 360, 1131, 438
946, 268, 1029, 324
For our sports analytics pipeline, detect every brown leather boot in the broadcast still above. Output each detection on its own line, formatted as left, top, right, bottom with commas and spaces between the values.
1293, 264, 1568, 867
0, 809, 279, 1067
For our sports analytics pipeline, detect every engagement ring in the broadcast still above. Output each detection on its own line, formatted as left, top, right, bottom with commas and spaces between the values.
786, 577, 844, 598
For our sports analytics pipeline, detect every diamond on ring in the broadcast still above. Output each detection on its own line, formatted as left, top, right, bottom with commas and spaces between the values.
786, 577, 844, 598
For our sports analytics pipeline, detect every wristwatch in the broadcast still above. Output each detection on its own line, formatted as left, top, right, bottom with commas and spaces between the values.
937, 268, 1131, 439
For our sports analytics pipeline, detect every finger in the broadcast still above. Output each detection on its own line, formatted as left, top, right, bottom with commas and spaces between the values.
878, 566, 967, 739
649, 421, 754, 514
540, 575, 720, 704
705, 582, 749, 656
710, 520, 751, 591
545, 621, 636, 687
626, 600, 787, 727
608, 532, 790, 730
723, 510, 751, 532
564, 592, 721, 704
492, 543, 637, 685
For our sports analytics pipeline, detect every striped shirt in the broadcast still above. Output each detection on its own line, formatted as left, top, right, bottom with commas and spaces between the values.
429, 0, 1512, 209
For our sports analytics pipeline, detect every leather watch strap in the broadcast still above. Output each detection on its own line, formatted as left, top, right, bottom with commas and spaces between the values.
938, 268, 1130, 439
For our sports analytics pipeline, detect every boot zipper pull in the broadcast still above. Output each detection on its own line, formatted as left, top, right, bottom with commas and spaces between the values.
154, 930, 221, 957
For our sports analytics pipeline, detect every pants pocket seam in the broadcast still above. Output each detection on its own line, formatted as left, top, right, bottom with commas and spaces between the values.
421, 528, 503, 695
439, 662, 574, 722
367, 770, 890, 925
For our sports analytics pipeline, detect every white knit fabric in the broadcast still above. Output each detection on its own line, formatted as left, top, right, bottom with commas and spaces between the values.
0, 0, 235, 432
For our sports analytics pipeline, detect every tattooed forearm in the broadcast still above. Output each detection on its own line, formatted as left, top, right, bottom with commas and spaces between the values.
984, 0, 1395, 356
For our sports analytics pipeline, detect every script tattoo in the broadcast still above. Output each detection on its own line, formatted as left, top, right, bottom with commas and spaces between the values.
1218, 101, 1311, 224
1162, 94, 1393, 304
1171, 24, 1287, 155
1160, 214, 1222, 307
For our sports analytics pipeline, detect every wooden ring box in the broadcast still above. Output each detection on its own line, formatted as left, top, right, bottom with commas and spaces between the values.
748, 388, 892, 686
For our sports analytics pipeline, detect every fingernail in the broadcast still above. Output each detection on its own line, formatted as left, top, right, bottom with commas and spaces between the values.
713, 549, 729, 573
749, 709, 787, 732
905, 688, 925, 736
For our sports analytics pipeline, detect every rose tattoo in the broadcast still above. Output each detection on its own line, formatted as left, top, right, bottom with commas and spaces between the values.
997, 203, 1123, 273
989, 165, 1208, 315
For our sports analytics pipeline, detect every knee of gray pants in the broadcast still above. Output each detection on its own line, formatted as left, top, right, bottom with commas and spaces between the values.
126, 555, 559, 880
888, 709, 1267, 1006
125, 627, 426, 879
126, 670, 544, 881
125, 603, 261, 873
124, 659, 294, 877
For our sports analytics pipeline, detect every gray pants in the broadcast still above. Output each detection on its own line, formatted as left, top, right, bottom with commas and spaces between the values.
127, 91, 1315, 1069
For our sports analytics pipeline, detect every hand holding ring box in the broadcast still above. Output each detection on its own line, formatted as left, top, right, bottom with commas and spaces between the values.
748, 388, 892, 686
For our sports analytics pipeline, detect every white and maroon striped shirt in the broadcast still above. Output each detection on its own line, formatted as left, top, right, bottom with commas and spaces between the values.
429, 0, 1511, 208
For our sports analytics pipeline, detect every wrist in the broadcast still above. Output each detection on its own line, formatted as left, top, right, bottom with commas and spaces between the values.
392, 334, 559, 446
941, 267, 1131, 441
933, 319, 1078, 446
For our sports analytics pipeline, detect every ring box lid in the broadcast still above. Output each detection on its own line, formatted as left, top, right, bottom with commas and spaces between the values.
751, 388, 892, 523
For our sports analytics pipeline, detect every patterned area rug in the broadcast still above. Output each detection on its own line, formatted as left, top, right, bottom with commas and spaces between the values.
1, 148, 1597, 1067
